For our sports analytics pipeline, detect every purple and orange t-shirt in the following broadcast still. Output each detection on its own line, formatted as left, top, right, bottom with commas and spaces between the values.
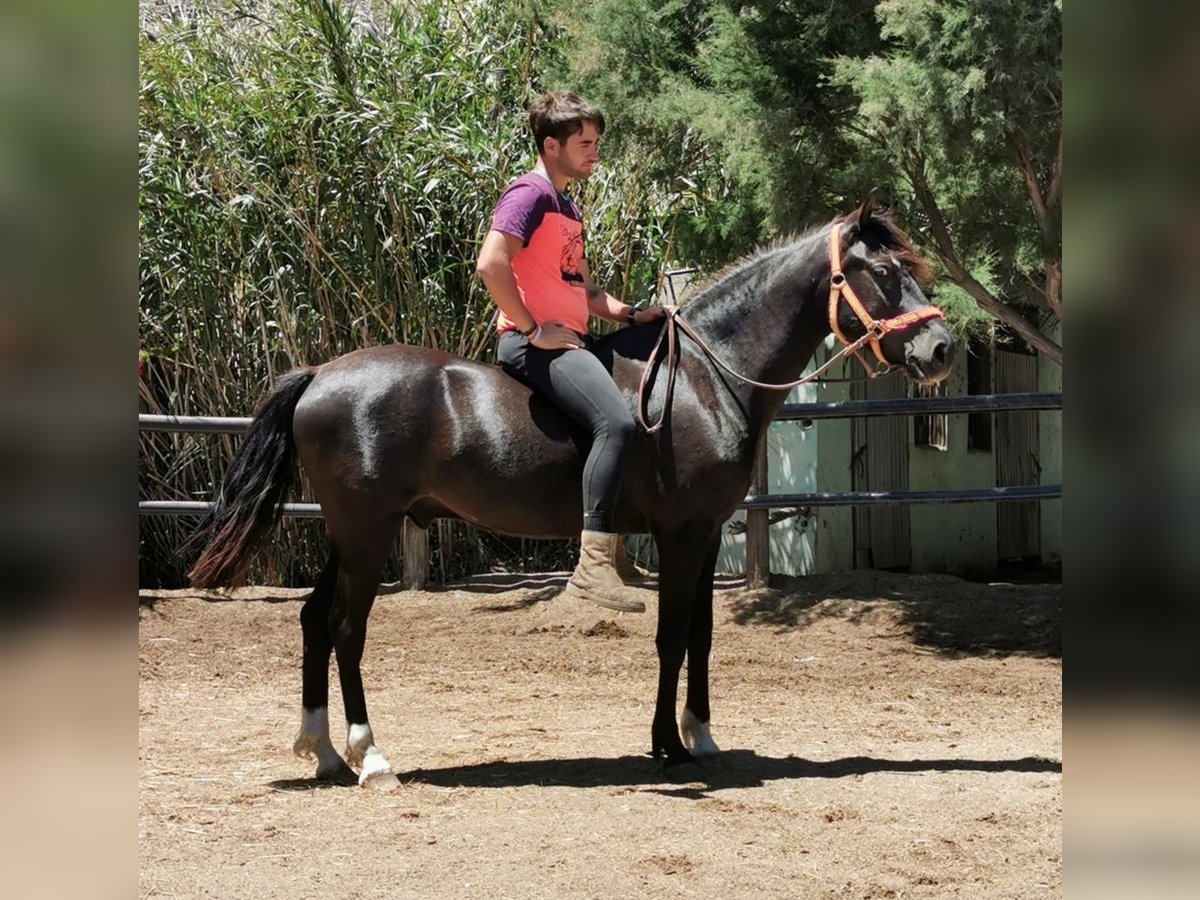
490, 172, 589, 335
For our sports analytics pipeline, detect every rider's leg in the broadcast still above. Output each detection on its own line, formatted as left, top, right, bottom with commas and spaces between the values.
498, 332, 645, 612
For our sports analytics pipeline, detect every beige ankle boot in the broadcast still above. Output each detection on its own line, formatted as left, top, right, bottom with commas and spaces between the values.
565, 531, 647, 613
613, 538, 655, 586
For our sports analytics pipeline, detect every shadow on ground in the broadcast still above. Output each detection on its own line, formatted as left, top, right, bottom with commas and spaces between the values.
268, 749, 1061, 796
729, 572, 1061, 659
140, 570, 1060, 661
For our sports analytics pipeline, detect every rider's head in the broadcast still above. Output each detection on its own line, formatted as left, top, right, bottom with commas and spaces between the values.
528, 92, 606, 158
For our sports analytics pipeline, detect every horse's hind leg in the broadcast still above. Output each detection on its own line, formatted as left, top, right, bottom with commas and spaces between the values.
330, 540, 399, 789
293, 551, 355, 782
681, 537, 722, 758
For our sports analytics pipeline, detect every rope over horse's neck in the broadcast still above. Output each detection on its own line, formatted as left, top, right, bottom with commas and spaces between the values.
635, 308, 886, 433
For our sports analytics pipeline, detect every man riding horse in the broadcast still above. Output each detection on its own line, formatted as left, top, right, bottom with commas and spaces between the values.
476, 92, 671, 614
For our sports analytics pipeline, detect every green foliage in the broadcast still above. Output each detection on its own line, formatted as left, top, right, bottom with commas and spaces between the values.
139, 0, 684, 586
550, 0, 886, 267
141, 0, 537, 374
831, 0, 1061, 321
552, 0, 1061, 343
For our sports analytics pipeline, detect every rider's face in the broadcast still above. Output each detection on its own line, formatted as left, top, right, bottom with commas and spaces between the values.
548, 122, 601, 181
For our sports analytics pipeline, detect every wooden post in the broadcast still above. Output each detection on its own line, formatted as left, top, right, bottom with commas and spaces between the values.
401, 520, 429, 590
744, 436, 770, 589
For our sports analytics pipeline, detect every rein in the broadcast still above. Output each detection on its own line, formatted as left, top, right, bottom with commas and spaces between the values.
635, 222, 945, 434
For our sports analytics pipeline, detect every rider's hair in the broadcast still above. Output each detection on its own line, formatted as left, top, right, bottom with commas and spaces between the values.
528, 92, 605, 156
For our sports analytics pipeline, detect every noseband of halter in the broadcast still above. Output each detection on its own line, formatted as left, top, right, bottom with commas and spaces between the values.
827, 221, 945, 376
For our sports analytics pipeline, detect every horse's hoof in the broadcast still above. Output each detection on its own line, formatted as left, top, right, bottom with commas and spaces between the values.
316, 761, 358, 785
680, 708, 722, 758
358, 757, 399, 790
357, 750, 398, 789
295, 719, 353, 779
360, 770, 400, 791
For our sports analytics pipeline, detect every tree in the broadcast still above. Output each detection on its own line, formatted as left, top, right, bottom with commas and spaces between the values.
831, 0, 1062, 361
549, 0, 884, 268
553, 0, 1063, 358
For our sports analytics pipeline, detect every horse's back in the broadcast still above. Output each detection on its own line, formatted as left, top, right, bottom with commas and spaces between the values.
294, 342, 580, 446
290, 343, 588, 537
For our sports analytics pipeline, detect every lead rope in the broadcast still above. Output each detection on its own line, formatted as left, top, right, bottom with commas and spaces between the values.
635, 309, 887, 434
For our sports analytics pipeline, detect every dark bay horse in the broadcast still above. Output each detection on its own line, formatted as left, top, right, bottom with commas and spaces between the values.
187, 201, 954, 787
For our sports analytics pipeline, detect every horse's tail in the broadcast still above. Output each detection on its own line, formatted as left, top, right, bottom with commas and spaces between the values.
186, 368, 316, 588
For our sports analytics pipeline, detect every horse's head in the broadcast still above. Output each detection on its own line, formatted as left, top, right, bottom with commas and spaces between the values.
830, 198, 955, 385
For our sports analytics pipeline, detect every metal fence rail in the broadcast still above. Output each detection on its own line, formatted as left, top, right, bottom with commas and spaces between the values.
139, 392, 1062, 517
139, 414, 252, 434
776, 391, 1061, 422
138, 500, 324, 517
742, 484, 1061, 509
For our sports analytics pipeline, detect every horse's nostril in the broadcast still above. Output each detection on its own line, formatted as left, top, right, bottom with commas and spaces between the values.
933, 341, 948, 364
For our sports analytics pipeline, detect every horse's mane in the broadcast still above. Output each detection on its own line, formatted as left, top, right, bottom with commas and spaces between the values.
677, 230, 821, 305
677, 209, 935, 304
845, 210, 936, 286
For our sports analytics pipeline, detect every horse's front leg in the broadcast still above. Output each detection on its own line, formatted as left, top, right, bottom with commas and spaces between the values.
649, 529, 709, 766
293, 553, 354, 782
681, 537, 722, 758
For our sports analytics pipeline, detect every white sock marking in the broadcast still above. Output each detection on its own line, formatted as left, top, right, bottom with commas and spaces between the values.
293, 707, 347, 777
680, 707, 721, 757
346, 722, 396, 787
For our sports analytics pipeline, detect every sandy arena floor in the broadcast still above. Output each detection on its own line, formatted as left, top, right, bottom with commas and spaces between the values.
139, 570, 1061, 898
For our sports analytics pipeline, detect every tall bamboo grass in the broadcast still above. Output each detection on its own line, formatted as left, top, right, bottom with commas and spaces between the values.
139, 0, 713, 586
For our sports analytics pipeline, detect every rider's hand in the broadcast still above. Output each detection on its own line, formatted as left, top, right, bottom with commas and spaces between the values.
632, 304, 677, 324
530, 321, 584, 350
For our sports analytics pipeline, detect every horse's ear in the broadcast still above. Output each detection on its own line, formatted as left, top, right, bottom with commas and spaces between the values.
852, 191, 877, 227
840, 190, 878, 247
841, 191, 877, 246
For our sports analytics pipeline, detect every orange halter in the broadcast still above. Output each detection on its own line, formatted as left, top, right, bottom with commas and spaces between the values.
827, 222, 945, 376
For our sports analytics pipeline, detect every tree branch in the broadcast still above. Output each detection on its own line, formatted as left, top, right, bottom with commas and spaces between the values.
1013, 136, 1054, 248
1043, 258, 1062, 321
1012, 131, 1063, 321
1047, 129, 1062, 211
906, 154, 1063, 364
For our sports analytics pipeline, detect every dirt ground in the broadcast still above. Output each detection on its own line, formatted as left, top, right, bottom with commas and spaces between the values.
139, 570, 1061, 899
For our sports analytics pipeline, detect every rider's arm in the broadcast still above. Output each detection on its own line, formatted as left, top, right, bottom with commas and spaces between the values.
580, 257, 637, 323
580, 258, 669, 326
476, 230, 538, 334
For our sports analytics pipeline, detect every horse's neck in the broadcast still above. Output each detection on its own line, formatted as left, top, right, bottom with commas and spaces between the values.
684, 241, 830, 433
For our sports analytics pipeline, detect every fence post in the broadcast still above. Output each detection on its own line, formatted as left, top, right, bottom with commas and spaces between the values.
402, 521, 429, 590
744, 436, 769, 589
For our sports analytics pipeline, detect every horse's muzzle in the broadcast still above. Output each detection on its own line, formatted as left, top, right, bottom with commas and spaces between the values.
904, 324, 955, 385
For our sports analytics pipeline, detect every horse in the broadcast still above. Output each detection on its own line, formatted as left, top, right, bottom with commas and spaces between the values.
186, 199, 955, 787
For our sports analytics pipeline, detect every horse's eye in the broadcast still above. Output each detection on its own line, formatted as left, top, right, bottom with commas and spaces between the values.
872, 264, 891, 278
